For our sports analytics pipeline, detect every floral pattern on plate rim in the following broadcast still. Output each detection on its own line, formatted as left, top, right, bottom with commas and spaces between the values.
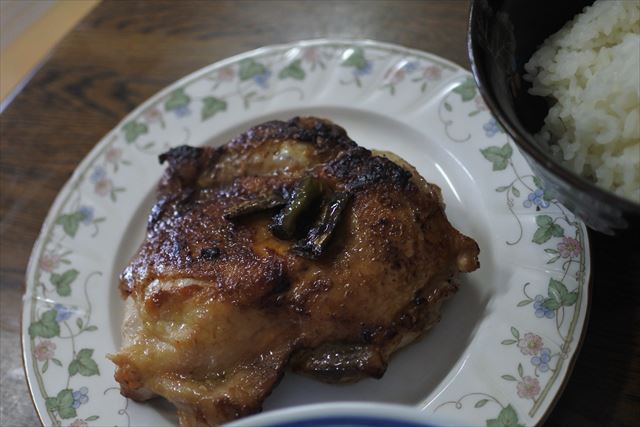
24, 40, 588, 427
435, 84, 586, 425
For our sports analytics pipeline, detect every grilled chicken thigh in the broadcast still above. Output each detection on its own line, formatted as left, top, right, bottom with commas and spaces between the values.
110, 117, 480, 426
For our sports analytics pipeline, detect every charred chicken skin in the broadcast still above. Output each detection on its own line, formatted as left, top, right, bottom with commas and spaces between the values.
110, 117, 480, 426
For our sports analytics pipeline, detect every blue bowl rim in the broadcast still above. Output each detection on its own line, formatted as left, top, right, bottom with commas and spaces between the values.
224, 402, 453, 427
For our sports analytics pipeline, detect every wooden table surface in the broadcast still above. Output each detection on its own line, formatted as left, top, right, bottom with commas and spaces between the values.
1, 1, 638, 426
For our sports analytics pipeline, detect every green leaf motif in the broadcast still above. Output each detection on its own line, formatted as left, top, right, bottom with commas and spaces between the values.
550, 224, 564, 237
475, 399, 489, 408
45, 397, 58, 411
480, 143, 512, 171
164, 88, 191, 111
548, 278, 564, 305
341, 47, 367, 69
85, 416, 99, 421
501, 374, 517, 381
517, 363, 523, 377
50, 269, 78, 297
239, 58, 267, 81
486, 405, 524, 427
549, 279, 569, 296
510, 326, 520, 339
511, 186, 520, 197
84, 325, 98, 332
536, 215, 553, 227
74, 348, 100, 376
56, 389, 77, 419
444, 101, 452, 112
549, 278, 567, 297
28, 310, 60, 338
56, 212, 83, 238
452, 78, 477, 102
533, 215, 564, 244
532, 227, 552, 244
58, 405, 77, 420
48, 389, 76, 419
501, 339, 517, 345
278, 60, 306, 80
201, 97, 227, 121
545, 278, 578, 307
122, 121, 148, 144
517, 299, 532, 307
68, 360, 79, 376
543, 298, 561, 310
563, 291, 578, 306
481, 147, 507, 171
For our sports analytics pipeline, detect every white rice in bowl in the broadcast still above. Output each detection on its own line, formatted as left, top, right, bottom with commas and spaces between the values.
524, 0, 640, 203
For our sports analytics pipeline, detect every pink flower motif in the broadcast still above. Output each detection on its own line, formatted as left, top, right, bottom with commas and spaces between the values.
217, 66, 235, 82
34, 340, 56, 362
557, 237, 581, 258
517, 376, 541, 399
518, 332, 543, 356
69, 420, 88, 427
143, 107, 162, 123
95, 178, 112, 197
105, 147, 122, 164
390, 69, 405, 85
39, 253, 61, 273
423, 65, 442, 81
302, 47, 319, 63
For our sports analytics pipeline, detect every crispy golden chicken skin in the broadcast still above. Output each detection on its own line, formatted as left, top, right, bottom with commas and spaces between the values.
110, 117, 479, 426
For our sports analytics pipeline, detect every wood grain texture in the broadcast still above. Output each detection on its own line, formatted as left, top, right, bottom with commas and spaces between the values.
0, 1, 638, 426
0, 0, 100, 102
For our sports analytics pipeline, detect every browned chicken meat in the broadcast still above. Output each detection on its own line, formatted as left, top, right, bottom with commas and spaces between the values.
110, 117, 480, 426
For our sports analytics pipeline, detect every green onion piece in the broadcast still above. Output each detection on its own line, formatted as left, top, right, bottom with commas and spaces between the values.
292, 192, 350, 259
270, 176, 323, 239
223, 193, 286, 220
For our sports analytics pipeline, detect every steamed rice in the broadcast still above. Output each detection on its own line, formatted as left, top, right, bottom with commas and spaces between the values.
524, 0, 640, 203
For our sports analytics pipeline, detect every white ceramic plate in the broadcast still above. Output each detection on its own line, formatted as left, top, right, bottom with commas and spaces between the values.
23, 40, 591, 427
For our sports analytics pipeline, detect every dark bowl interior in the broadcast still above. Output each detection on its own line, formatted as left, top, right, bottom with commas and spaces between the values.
468, 0, 640, 234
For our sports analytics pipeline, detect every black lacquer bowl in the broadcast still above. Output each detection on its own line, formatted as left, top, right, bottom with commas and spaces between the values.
468, 0, 640, 234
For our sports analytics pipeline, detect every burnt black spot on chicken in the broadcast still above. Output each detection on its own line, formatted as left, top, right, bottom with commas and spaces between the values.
159, 145, 204, 166
325, 147, 411, 190
413, 296, 427, 306
200, 247, 221, 260
360, 325, 383, 344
